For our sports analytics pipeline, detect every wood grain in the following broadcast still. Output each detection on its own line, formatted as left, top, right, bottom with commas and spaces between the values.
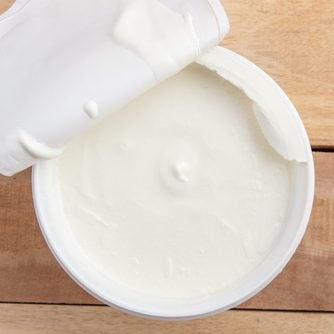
222, 0, 334, 148
0, 304, 333, 334
0, 153, 333, 310
0, 0, 12, 12
1, 0, 334, 147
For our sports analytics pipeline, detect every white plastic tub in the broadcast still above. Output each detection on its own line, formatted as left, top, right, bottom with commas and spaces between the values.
32, 47, 314, 320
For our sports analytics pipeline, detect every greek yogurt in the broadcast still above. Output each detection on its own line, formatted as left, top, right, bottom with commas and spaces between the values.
55, 62, 293, 303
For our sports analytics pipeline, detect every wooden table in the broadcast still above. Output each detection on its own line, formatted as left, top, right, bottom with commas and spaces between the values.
0, 0, 333, 332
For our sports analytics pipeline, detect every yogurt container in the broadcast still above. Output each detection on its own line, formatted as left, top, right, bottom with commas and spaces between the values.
0, 0, 314, 320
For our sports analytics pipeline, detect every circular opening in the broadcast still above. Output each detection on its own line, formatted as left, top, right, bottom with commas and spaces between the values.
32, 47, 314, 319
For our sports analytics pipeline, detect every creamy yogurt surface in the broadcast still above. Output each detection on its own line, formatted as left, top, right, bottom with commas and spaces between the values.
56, 64, 292, 303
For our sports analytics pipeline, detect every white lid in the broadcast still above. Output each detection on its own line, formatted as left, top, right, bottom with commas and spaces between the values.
0, 0, 229, 176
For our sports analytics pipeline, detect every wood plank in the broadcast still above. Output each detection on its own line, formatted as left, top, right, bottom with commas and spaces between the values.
222, 0, 334, 148
1, 0, 334, 147
0, 304, 333, 334
0, 152, 333, 311
0, 0, 12, 13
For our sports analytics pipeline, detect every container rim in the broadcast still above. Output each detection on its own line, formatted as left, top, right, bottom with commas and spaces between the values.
32, 46, 315, 320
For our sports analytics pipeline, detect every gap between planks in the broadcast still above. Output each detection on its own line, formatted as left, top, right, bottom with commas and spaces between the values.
312, 147, 334, 153
0, 300, 333, 314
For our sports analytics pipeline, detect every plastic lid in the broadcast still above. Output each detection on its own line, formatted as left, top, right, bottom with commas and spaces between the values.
0, 0, 229, 176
